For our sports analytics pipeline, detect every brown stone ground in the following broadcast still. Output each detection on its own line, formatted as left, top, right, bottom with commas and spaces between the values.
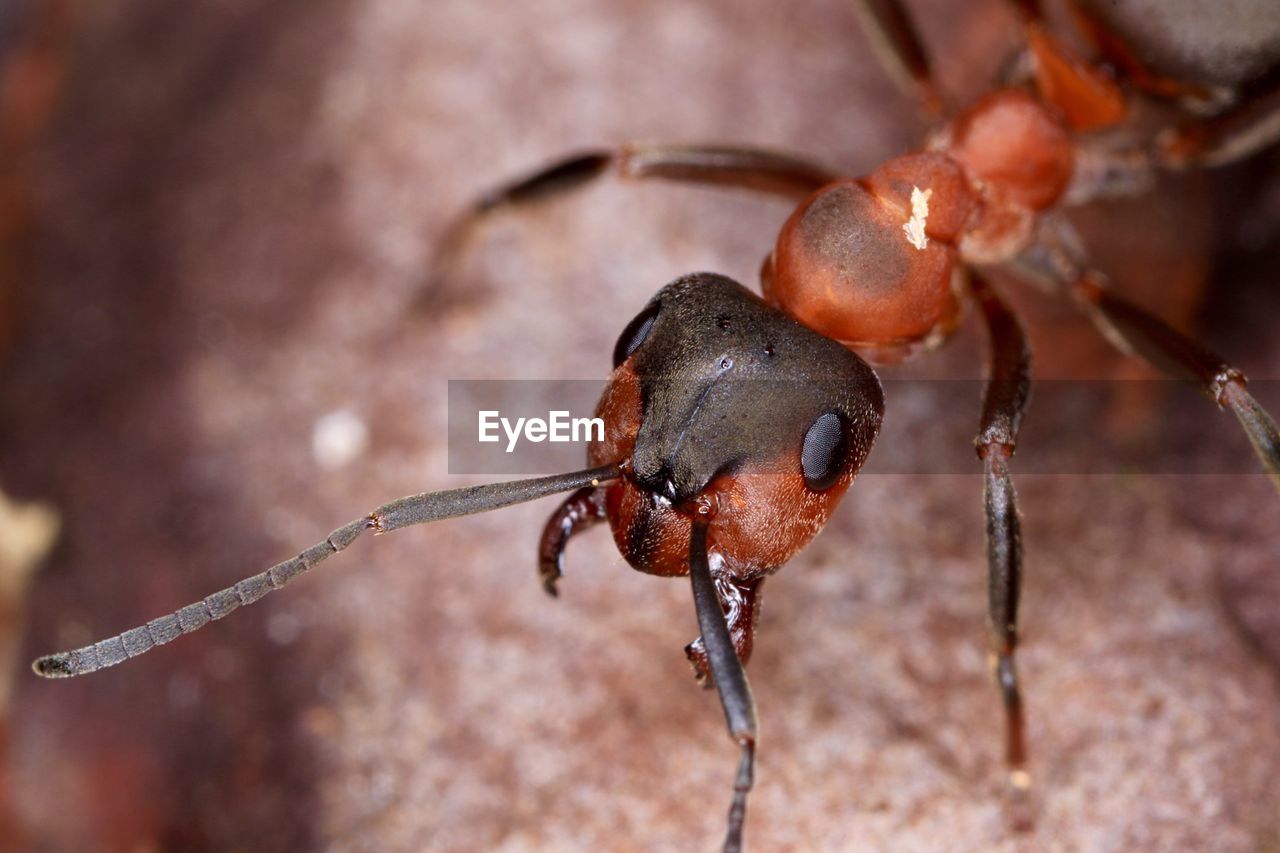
2, 1, 1279, 850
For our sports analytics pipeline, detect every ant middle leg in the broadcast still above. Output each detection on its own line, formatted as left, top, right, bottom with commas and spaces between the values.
972, 275, 1034, 825
1157, 78, 1280, 169
1068, 271, 1280, 493
1045, 51, 1279, 199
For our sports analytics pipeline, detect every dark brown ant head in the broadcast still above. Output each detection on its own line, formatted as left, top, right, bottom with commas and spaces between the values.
590, 273, 884, 577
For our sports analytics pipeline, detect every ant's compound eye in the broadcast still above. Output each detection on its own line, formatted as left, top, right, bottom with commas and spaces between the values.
613, 302, 660, 368
801, 412, 850, 491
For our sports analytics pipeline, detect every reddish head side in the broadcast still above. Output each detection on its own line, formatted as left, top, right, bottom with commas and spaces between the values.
589, 274, 883, 580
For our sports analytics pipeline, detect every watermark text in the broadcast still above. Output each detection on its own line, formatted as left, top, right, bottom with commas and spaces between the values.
478, 410, 605, 453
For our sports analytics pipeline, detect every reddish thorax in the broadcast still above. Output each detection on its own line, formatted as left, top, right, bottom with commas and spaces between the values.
763, 88, 1075, 362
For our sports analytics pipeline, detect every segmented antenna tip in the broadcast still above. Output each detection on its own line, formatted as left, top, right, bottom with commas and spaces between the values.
33, 654, 75, 678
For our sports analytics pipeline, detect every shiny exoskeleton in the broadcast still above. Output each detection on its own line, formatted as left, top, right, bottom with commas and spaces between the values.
32, 3, 1280, 851
587, 275, 883, 680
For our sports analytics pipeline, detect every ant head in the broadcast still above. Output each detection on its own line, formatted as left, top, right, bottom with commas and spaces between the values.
593, 273, 883, 574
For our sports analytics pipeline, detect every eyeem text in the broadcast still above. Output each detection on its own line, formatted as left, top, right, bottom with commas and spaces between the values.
478, 410, 605, 453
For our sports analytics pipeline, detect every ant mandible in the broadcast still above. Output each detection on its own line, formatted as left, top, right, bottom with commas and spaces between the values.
32, 1, 1280, 851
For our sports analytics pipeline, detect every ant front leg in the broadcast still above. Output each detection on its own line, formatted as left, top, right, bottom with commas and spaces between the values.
1068, 272, 1280, 493
972, 276, 1034, 825
689, 517, 758, 853
685, 574, 765, 688
427, 144, 839, 298
537, 485, 607, 596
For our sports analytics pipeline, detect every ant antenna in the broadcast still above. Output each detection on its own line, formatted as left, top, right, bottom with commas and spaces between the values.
32, 464, 621, 678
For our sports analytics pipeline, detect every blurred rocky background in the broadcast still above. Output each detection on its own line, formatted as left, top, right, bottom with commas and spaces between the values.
1, 0, 1278, 850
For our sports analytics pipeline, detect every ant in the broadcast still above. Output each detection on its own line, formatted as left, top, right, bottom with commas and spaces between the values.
28, 1, 1280, 850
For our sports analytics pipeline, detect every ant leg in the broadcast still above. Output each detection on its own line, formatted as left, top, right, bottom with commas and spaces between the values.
536, 485, 607, 597
475, 145, 837, 207
685, 575, 765, 687
972, 276, 1034, 824
850, 0, 944, 116
1070, 272, 1280, 492
1059, 0, 1214, 103
1157, 78, 1280, 169
32, 464, 621, 678
690, 518, 757, 853
429, 144, 839, 295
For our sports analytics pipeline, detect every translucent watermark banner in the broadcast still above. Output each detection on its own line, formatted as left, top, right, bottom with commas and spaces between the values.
447, 379, 1280, 475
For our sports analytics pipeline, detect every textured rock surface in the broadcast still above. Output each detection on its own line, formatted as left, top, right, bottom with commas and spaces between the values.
3, 0, 1280, 850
